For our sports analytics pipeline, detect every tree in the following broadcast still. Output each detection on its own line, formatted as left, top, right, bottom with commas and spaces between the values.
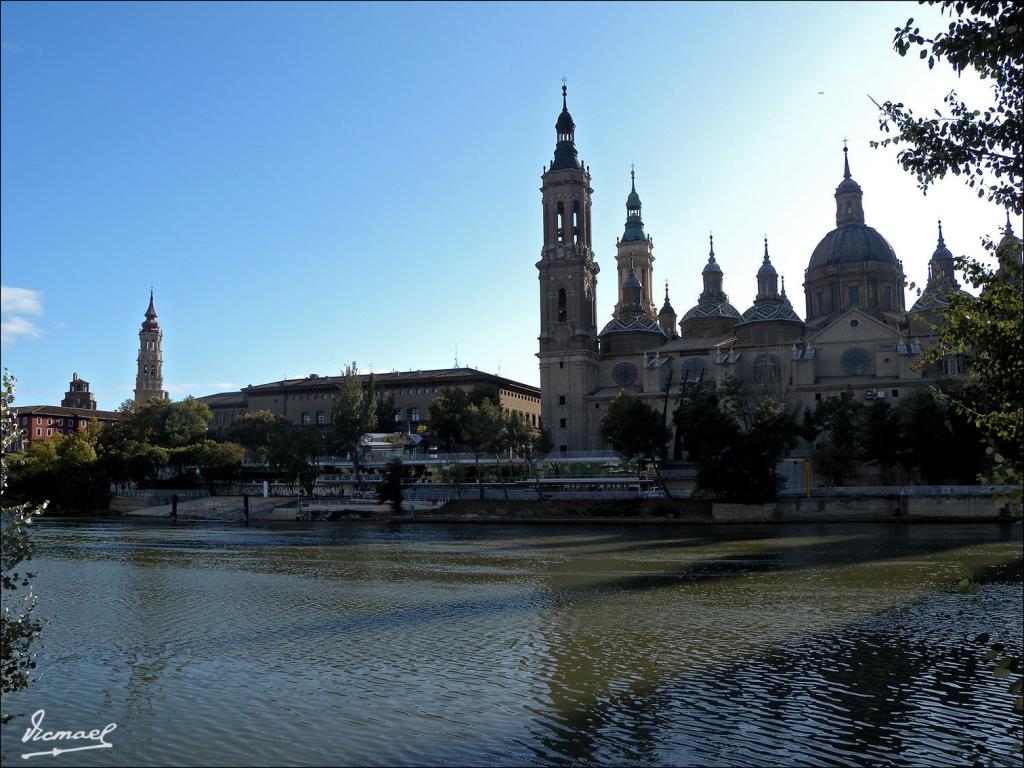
1, 371, 45, 723
228, 410, 290, 466
804, 394, 865, 487
267, 425, 322, 496
601, 392, 670, 493
428, 388, 471, 451
873, 0, 1023, 511
133, 397, 212, 449
861, 401, 906, 482
194, 440, 246, 492
675, 387, 741, 467
332, 362, 376, 454
874, 2, 1023, 725
375, 393, 399, 434
674, 381, 798, 502
872, 1, 1022, 215
378, 458, 404, 512
461, 400, 505, 499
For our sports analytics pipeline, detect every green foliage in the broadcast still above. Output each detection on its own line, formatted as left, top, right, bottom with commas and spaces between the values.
268, 426, 323, 494
375, 393, 398, 433
804, 394, 866, 486
601, 392, 669, 461
228, 410, 290, 466
428, 388, 470, 450
9, 430, 108, 511
1, 371, 45, 723
675, 379, 798, 503
331, 362, 377, 460
462, 400, 505, 498
378, 458, 404, 512
872, 1, 1023, 215
193, 440, 245, 490
923, 253, 1023, 507
133, 397, 213, 448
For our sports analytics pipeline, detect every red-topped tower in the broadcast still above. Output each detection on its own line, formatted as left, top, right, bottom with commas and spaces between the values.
134, 291, 168, 407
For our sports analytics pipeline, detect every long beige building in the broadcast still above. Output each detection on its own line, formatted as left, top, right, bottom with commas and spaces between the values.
200, 367, 541, 437
537, 85, 1018, 453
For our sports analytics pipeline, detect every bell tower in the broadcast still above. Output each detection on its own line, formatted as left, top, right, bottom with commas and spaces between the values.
134, 291, 169, 407
537, 83, 600, 451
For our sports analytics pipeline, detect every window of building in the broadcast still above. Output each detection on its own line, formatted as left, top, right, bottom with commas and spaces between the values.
47, 428, 52, 437
316, 411, 325, 426
753, 353, 781, 389
36, 417, 41, 425
559, 361, 564, 369
883, 286, 894, 310
840, 347, 872, 376
558, 395, 566, 405
848, 285, 860, 307
36, 428, 41, 436
47, 418, 53, 426
595, 403, 600, 409
557, 289, 567, 322
815, 393, 822, 402
410, 408, 420, 423
891, 389, 899, 398
396, 411, 405, 422
301, 412, 311, 425
559, 445, 567, 453
58, 418, 63, 426
559, 418, 567, 428
531, 414, 536, 426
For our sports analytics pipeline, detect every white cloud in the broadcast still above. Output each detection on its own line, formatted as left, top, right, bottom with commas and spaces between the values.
1, 286, 44, 344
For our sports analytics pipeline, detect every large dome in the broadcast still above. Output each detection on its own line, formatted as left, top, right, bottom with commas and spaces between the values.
809, 224, 898, 270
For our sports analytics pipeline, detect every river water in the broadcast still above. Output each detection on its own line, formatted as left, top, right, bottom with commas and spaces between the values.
1, 520, 1021, 767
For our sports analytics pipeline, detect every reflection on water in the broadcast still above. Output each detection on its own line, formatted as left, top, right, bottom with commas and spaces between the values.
1, 520, 1020, 766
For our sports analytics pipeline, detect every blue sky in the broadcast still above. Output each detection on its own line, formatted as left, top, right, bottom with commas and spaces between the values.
0, 1, 1007, 408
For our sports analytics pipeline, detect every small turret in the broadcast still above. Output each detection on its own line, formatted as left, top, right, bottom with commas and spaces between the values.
550, 83, 581, 171
658, 281, 678, 338
834, 142, 865, 227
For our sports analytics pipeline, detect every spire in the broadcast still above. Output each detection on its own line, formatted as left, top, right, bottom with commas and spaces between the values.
631, 165, 636, 193
703, 233, 721, 274
937, 219, 945, 247
659, 280, 676, 317
756, 237, 779, 298
835, 141, 865, 227
622, 166, 645, 241
781, 275, 787, 298
142, 290, 160, 331
550, 80, 580, 171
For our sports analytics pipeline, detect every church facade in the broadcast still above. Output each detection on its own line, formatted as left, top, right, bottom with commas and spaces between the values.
537, 86, 984, 454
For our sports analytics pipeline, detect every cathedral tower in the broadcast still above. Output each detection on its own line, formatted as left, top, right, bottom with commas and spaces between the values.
613, 169, 656, 317
134, 291, 169, 407
537, 84, 600, 451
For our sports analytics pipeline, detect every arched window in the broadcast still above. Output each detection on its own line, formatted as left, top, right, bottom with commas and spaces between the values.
753, 353, 781, 389
557, 289, 567, 322
572, 201, 580, 245
556, 202, 565, 243
681, 357, 709, 383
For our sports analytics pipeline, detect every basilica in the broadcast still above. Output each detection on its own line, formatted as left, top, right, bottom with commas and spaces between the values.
537, 85, 999, 453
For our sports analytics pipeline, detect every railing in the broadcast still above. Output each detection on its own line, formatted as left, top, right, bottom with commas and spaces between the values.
111, 488, 210, 499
